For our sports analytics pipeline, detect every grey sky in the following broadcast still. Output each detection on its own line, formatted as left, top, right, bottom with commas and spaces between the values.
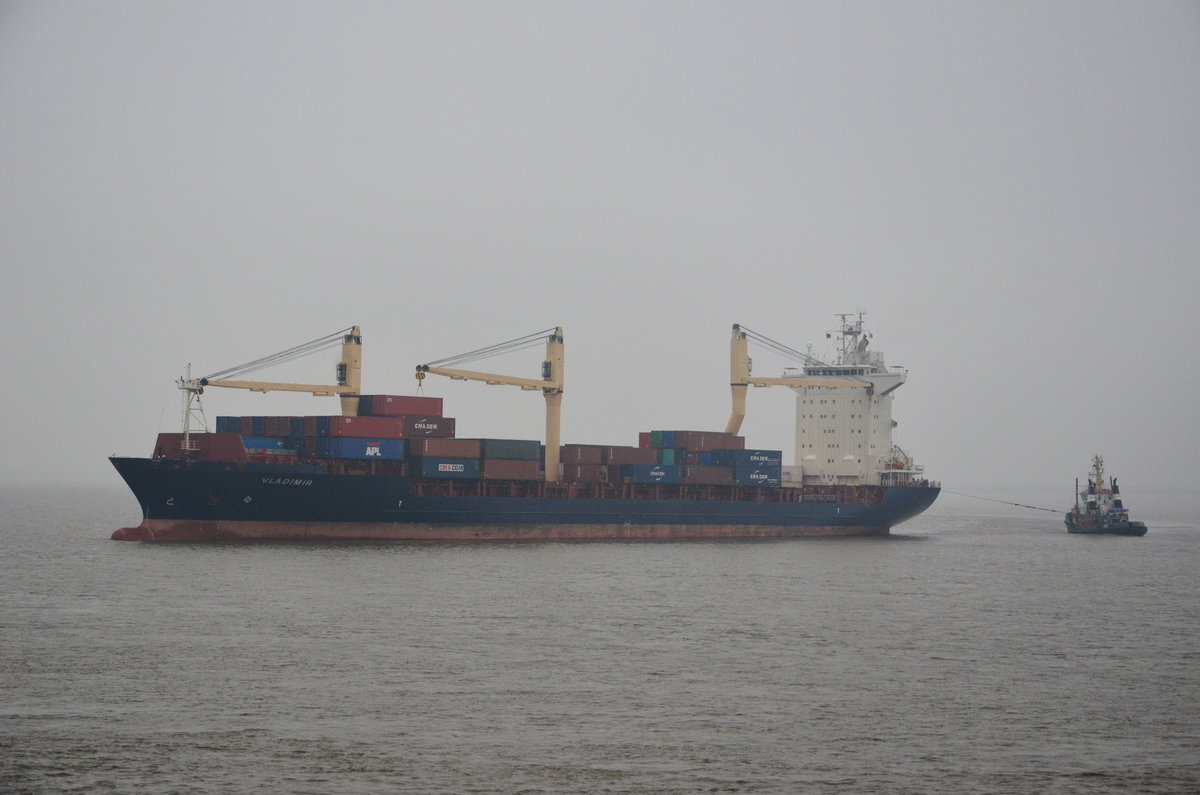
2, 1, 1197, 501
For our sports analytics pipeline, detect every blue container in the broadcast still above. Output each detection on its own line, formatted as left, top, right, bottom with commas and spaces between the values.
290, 417, 306, 437
415, 457, 481, 479
733, 466, 782, 487
619, 464, 683, 485
251, 416, 268, 435
216, 416, 240, 433
313, 416, 332, 437
241, 435, 291, 451
705, 449, 783, 468
315, 437, 406, 461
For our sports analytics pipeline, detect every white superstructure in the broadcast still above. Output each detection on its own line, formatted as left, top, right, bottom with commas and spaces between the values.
783, 314, 923, 486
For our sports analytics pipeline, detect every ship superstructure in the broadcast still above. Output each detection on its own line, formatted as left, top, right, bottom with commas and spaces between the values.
725, 313, 925, 487
790, 314, 922, 486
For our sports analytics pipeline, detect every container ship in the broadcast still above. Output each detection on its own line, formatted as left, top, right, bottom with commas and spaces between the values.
111, 316, 939, 542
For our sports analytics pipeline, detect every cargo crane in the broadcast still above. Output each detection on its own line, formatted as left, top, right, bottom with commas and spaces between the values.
416, 327, 564, 482
177, 326, 362, 451
725, 323, 870, 435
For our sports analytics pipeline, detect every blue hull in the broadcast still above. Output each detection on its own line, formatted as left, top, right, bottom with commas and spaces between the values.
110, 457, 940, 542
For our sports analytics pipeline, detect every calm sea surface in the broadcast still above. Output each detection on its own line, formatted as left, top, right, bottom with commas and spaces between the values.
2, 485, 1197, 794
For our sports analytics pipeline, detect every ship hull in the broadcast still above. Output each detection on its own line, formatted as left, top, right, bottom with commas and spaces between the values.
1065, 515, 1148, 536
110, 458, 939, 542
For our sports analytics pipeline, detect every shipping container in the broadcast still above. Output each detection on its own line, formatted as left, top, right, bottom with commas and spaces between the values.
413, 457, 481, 479
602, 446, 658, 465
239, 417, 254, 435
290, 417, 306, 437
675, 431, 744, 451
153, 433, 248, 463
561, 444, 604, 465
561, 463, 606, 482
312, 415, 454, 439
683, 465, 735, 485
407, 437, 481, 458
481, 459, 541, 480
398, 416, 456, 437
701, 449, 783, 468
658, 448, 686, 466
251, 416, 268, 436
619, 464, 684, 485
358, 394, 444, 418
215, 416, 240, 433
315, 437, 406, 460
733, 466, 783, 487
321, 416, 401, 438
638, 432, 651, 449
475, 438, 541, 460
264, 416, 292, 437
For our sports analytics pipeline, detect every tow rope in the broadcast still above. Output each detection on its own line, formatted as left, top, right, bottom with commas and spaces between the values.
941, 489, 1062, 514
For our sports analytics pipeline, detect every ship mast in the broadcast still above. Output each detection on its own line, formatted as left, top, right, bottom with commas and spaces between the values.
179, 363, 209, 454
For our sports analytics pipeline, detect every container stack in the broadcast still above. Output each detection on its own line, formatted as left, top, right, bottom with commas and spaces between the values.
209, 393, 456, 466
177, 407, 781, 487
207, 395, 548, 482
559, 431, 781, 487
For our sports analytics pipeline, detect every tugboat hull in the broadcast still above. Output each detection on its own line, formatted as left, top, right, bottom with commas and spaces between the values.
1064, 516, 1148, 536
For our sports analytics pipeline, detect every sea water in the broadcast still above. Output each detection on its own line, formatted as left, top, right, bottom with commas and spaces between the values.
2, 485, 1197, 793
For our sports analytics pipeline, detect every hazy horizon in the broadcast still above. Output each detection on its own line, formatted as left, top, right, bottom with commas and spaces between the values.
2, 2, 1196, 504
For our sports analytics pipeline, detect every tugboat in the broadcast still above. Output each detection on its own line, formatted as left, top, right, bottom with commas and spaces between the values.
1065, 455, 1147, 536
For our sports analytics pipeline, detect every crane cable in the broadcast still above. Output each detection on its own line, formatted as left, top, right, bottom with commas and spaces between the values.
738, 325, 872, 385
419, 327, 558, 369
941, 489, 1062, 514
203, 327, 354, 381
738, 325, 827, 367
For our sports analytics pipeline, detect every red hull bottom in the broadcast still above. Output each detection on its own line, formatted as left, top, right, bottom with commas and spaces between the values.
112, 520, 889, 543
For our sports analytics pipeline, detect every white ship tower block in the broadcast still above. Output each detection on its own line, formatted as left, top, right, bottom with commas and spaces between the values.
784, 313, 924, 487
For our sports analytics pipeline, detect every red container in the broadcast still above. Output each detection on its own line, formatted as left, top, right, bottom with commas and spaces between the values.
683, 465, 734, 485
326, 415, 406, 439
265, 416, 292, 437
561, 464, 605, 482
398, 416, 456, 437
153, 433, 248, 462
638, 432, 651, 449
407, 437, 481, 458
482, 459, 541, 480
561, 444, 604, 465
676, 431, 745, 451
361, 395, 443, 418
602, 446, 658, 465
